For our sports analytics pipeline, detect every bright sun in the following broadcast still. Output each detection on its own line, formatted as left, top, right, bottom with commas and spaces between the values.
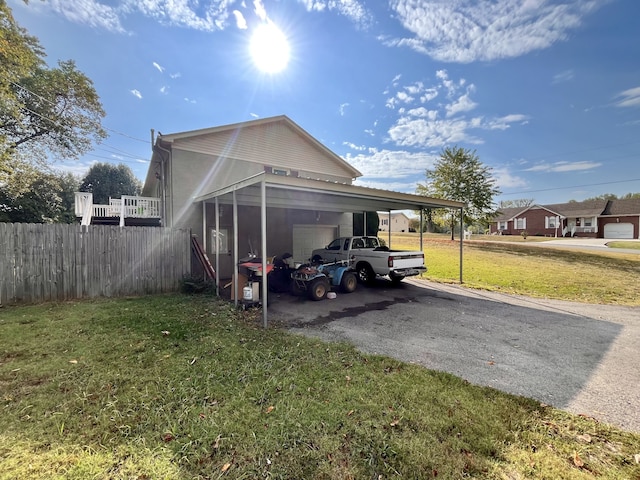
250, 23, 290, 73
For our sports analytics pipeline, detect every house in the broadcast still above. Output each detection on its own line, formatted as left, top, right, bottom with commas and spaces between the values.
378, 211, 412, 232
139, 115, 464, 284
489, 199, 640, 239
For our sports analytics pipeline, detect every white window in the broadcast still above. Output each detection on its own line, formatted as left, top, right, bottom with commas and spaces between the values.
210, 228, 229, 254
272, 168, 289, 176
498, 221, 507, 230
515, 218, 526, 230
545, 216, 557, 228
583, 218, 593, 227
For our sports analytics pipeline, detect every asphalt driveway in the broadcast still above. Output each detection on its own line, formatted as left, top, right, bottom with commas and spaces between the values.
266, 279, 640, 433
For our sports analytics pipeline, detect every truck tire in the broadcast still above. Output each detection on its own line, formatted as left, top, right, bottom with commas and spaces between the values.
356, 263, 375, 285
311, 255, 323, 264
308, 277, 329, 301
389, 273, 404, 285
340, 272, 357, 293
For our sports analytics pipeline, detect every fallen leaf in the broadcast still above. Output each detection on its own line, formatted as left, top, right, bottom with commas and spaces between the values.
577, 433, 592, 443
390, 419, 400, 427
69, 360, 78, 364
213, 434, 221, 449
345, 375, 351, 382
265, 406, 274, 414
190, 357, 197, 365
161, 432, 175, 442
634, 453, 640, 464
347, 410, 354, 416
221, 462, 231, 472
573, 451, 584, 468
488, 361, 495, 366
161, 330, 170, 336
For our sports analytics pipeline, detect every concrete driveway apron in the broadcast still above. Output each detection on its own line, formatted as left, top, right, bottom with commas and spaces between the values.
267, 279, 640, 433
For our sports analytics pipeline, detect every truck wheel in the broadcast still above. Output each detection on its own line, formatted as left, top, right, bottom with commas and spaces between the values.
356, 264, 375, 285
311, 255, 323, 264
390, 274, 404, 285
340, 272, 357, 293
308, 277, 329, 301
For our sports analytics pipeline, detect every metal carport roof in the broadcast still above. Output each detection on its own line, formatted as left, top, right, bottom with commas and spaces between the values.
195, 172, 466, 327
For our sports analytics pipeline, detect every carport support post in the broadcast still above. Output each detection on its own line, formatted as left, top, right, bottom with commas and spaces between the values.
233, 191, 238, 308
261, 178, 268, 328
459, 207, 464, 284
387, 209, 391, 247
215, 198, 220, 296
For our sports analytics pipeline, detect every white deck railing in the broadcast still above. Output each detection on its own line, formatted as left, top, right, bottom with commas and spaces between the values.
74, 193, 161, 226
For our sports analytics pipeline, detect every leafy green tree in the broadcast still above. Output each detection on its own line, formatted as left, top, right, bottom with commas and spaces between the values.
498, 198, 534, 209
1, 1, 106, 181
79, 163, 141, 205
0, 169, 79, 223
416, 146, 500, 240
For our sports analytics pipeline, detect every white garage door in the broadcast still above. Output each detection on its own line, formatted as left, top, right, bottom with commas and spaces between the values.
604, 223, 634, 239
292, 225, 337, 264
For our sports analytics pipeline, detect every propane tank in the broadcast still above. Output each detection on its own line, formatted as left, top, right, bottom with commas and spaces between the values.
243, 284, 253, 301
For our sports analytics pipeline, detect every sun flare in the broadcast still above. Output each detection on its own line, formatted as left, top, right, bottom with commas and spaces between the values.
250, 23, 290, 73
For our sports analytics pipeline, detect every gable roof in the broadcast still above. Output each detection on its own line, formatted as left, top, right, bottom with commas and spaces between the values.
543, 200, 608, 217
490, 198, 638, 223
602, 198, 640, 215
152, 114, 361, 179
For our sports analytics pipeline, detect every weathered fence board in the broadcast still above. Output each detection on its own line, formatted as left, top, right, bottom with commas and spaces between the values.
0, 224, 191, 305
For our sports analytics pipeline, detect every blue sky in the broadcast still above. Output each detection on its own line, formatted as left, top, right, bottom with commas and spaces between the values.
9, 0, 640, 205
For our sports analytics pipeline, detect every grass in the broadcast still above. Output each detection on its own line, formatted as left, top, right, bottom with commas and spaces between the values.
1, 295, 639, 479
389, 233, 640, 306
607, 241, 640, 250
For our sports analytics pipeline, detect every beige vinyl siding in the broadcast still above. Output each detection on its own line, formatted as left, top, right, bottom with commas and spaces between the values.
172, 122, 354, 182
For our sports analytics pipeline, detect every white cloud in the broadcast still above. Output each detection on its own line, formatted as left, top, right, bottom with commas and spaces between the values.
385, 0, 601, 63
160, 86, 168, 94
296, 0, 373, 27
339, 103, 350, 116
492, 167, 528, 189
614, 86, 640, 108
445, 89, 478, 117
344, 148, 439, 179
384, 71, 527, 148
46, 0, 125, 33
253, 0, 267, 21
232, 10, 248, 29
388, 117, 483, 148
152, 62, 164, 73
525, 161, 602, 173
130, 89, 142, 99
552, 69, 574, 84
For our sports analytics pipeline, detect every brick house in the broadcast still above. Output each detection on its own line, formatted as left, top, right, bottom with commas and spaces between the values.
489, 198, 640, 239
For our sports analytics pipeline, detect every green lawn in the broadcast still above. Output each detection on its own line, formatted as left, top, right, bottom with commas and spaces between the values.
1, 295, 639, 479
390, 234, 640, 306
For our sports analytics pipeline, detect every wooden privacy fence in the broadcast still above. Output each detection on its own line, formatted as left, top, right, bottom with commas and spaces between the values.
0, 223, 191, 305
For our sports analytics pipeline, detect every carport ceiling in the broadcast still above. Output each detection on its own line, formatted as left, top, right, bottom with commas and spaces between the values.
194, 173, 465, 212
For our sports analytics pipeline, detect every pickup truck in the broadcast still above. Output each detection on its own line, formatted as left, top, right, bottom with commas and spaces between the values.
311, 236, 427, 284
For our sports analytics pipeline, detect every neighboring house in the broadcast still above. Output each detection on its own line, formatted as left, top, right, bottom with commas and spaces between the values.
378, 212, 412, 232
489, 199, 640, 239
138, 115, 464, 280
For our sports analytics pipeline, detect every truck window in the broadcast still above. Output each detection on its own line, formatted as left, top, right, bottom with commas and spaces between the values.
344, 239, 351, 250
364, 237, 379, 248
352, 238, 365, 249
327, 239, 342, 250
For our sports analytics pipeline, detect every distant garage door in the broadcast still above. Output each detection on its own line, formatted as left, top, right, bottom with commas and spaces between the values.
293, 225, 337, 264
604, 223, 634, 239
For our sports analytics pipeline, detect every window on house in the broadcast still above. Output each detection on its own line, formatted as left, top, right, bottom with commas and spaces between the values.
546, 216, 556, 228
210, 228, 229, 255
272, 168, 289, 176
583, 218, 593, 227
498, 221, 507, 230
515, 218, 526, 229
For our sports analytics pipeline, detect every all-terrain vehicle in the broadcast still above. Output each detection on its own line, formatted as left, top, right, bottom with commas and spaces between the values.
291, 260, 357, 301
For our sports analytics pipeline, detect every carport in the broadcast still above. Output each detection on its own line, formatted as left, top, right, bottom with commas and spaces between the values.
195, 171, 465, 327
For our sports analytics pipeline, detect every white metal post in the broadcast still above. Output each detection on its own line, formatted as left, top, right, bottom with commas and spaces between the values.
261, 179, 268, 328
233, 191, 238, 308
